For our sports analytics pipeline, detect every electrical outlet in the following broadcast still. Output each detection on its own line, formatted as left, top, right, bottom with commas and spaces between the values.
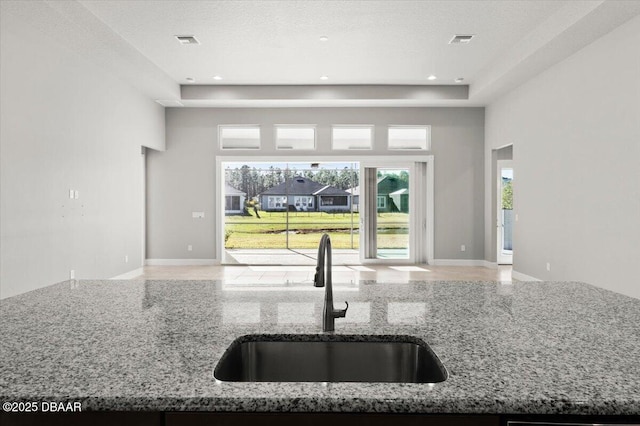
546, 262, 551, 271
460, 245, 466, 252
188, 245, 193, 251
69, 269, 75, 279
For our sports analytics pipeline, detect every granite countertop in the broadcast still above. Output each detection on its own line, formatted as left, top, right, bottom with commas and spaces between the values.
1, 278, 639, 415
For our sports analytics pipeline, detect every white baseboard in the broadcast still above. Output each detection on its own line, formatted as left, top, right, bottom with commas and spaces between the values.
110, 267, 144, 280
145, 259, 219, 266
431, 259, 495, 268
512, 270, 541, 281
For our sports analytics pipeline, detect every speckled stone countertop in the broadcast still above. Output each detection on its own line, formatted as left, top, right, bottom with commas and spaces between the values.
1, 279, 639, 415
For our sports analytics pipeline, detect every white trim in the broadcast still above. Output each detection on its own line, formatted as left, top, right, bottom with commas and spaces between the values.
512, 270, 542, 281
357, 157, 434, 265
145, 259, 219, 266
141, 147, 146, 274
219, 155, 433, 164
431, 259, 495, 267
110, 267, 144, 280
426, 158, 434, 264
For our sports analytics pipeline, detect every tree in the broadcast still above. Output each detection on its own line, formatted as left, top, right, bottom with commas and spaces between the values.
502, 180, 513, 210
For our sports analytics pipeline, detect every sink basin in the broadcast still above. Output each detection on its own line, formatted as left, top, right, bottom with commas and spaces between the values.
214, 334, 447, 383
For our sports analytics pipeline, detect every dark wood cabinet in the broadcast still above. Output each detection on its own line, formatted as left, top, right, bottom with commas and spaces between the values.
165, 413, 501, 426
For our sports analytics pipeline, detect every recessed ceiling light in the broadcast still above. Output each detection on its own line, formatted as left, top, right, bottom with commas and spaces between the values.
213, 75, 223, 80
175, 35, 200, 45
455, 77, 464, 83
427, 75, 437, 81
320, 75, 329, 80
319, 36, 329, 42
185, 77, 195, 82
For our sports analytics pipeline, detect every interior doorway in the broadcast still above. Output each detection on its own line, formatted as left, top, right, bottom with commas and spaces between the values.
497, 160, 513, 265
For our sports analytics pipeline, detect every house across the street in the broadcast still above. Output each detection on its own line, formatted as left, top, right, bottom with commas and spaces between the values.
224, 184, 246, 215
349, 175, 409, 213
259, 177, 351, 212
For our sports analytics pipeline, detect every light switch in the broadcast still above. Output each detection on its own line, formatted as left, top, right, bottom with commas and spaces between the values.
69, 189, 74, 199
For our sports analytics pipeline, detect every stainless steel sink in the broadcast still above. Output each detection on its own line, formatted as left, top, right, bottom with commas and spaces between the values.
214, 334, 447, 383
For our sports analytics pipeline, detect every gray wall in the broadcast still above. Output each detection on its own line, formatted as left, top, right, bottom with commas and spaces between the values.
147, 107, 485, 261
0, 10, 165, 298
485, 15, 640, 299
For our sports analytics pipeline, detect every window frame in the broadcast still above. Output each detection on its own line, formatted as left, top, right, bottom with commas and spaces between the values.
387, 125, 431, 151
274, 125, 317, 151
219, 125, 261, 150
268, 196, 288, 209
331, 125, 374, 150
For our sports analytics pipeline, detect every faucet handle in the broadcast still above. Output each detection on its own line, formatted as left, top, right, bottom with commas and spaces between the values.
313, 267, 324, 287
334, 301, 349, 318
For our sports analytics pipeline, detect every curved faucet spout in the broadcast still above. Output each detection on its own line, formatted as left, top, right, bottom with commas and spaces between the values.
314, 234, 348, 332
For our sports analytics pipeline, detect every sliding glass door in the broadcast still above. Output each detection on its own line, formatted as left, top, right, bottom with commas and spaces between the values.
218, 156, 433, 265
223, 161, 359, 254
361, 161, 429, 263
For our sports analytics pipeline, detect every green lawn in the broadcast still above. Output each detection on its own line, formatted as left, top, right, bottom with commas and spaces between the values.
225, 211, 408, 249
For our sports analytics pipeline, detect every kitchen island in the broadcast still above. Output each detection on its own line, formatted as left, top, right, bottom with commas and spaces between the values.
1, 279, 639, 424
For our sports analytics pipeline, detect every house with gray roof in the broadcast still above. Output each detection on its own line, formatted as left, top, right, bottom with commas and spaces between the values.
259, 177, 351, 212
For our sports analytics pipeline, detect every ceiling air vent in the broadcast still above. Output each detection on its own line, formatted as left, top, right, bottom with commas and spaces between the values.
449, 34, 475, 44
175, 35, 200, 45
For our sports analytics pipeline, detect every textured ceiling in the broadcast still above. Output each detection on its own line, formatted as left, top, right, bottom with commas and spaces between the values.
79, 0, 568, 86
4, 0, 638, 106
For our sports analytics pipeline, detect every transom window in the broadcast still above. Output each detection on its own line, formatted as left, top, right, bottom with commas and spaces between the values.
219, 125, 261, 150
332, 125, 374, 150
275, 125, 316, 150
388, 126, 430, 150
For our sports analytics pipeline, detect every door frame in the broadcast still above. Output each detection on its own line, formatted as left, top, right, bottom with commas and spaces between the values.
358, 157, 433, 265
215, 155, 434, 265
497, 160, 513, 265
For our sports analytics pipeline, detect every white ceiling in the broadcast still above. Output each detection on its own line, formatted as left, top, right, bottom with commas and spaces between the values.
79, 0, 567, 86
4, 0, 639, 106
